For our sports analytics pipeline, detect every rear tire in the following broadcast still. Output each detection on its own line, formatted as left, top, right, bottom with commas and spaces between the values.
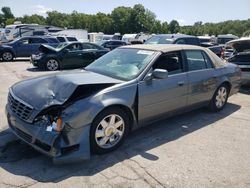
209, 84, 229, 112
1, 51, 14, 61
90, 107, 130, 154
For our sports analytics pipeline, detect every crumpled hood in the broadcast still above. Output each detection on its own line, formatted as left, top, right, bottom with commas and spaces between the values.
39, 44, 59, 53
11, 70, 122, 110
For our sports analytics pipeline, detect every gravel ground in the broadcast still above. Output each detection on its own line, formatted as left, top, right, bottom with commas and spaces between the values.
0, 60, 250, 188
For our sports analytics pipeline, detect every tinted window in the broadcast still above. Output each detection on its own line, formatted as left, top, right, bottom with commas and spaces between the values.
82, 43, 102, 50
153, 51, 183, 75
57, 37, 66, 42
185, 37, 200, 45
30, 38, 47, 44
67, 37, 77, 41
113, 41, 123, 45
185, 50, 207, 71
47, 38, 59, 43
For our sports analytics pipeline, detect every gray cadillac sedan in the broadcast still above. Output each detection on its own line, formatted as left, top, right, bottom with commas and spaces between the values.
6, 45, 241, 164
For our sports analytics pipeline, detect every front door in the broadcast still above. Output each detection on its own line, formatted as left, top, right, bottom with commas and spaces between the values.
62, 43, 84, 69
138, 51, 189, 124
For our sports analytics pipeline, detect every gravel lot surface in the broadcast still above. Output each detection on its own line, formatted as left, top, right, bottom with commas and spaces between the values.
0, 60, 250, 188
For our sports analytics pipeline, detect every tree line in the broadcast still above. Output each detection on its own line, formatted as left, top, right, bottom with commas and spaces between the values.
1, 5, 250, 37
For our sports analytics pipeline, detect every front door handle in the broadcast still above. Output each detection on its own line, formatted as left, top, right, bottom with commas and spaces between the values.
178, 81, 184, 86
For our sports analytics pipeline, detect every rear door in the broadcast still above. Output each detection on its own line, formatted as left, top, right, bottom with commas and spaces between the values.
184, 50, 218, 106
14, 38, 30, 57
138, 50, 189, 124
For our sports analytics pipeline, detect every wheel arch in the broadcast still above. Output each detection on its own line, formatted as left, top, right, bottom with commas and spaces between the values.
93, 104, 135, 131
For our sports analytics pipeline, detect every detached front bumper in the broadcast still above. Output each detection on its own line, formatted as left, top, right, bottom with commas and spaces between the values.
5, 104, 91, 164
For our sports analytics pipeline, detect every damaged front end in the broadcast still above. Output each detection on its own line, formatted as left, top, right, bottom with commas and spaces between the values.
6, 70, 123, 164
6, 99, 91, 164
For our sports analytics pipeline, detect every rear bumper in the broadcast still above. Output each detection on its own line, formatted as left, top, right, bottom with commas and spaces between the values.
5, 104, 91, 164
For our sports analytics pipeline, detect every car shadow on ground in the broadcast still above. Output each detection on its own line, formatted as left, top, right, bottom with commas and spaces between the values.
239, 85, 250, 95
0, 103, 241, 183
26, 67, 44, 72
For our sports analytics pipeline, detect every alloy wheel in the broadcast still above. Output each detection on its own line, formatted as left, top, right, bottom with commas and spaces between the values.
215, 86, 227, 108
2, 52, 13, 61
46, 59, 59, 71
95, 114, 125, 149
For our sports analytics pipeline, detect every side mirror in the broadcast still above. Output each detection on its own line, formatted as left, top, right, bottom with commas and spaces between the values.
152, 69, 168, 79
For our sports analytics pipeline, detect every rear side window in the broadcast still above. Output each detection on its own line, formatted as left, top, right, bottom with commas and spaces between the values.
202, 51, 213, 68
185, 50, 208, 71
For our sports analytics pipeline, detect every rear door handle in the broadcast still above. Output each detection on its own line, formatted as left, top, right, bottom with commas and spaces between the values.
178, 81, 185, 86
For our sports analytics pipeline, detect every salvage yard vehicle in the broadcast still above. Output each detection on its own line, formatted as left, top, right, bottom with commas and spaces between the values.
145, 34, 201, 45
100, 40, 127, 50
228, 52, 250, 84
6, 44, 241, 164
0, 36, 59, 61
31, 42, 109, 71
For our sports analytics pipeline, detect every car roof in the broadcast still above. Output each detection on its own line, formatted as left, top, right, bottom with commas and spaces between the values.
152, 34, 197, 39
119, 44, 204, 53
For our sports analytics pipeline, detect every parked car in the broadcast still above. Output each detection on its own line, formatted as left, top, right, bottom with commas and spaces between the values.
145, 34, 201, 46
31, 42, 109, 71
228, 52, 250, 85
100, 40, 127, 50
0, 36, 59, 61
207, 45, 224, 58
217, 34, 239, 45
6, 45, 241, 164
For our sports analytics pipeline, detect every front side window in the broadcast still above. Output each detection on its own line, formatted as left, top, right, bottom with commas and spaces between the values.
185, 50, 208, 71
153, 51, 183, 75
86, 48, 157, 81
66, 43, 82, 51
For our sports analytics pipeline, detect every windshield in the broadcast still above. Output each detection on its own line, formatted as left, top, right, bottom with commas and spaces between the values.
86, 48, 157, 81
145, 35, 174, 44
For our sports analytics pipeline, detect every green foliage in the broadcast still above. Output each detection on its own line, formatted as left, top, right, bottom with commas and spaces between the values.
169, 20, 180, 34
0, 5, 249, 37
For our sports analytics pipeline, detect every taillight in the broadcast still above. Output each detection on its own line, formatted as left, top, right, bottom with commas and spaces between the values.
220, 48, 225, 58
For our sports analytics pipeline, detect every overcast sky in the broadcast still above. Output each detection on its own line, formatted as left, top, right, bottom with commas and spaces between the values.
1, 0, 250, 25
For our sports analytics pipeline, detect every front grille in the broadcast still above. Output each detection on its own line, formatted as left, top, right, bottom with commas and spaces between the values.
8, 91, 33, 121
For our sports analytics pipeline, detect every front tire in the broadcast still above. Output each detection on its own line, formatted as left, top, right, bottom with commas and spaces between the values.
46, 59, 59, 71
209, 84, 229, 112
1, 51, 14, 61
90, 107, 130, 154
